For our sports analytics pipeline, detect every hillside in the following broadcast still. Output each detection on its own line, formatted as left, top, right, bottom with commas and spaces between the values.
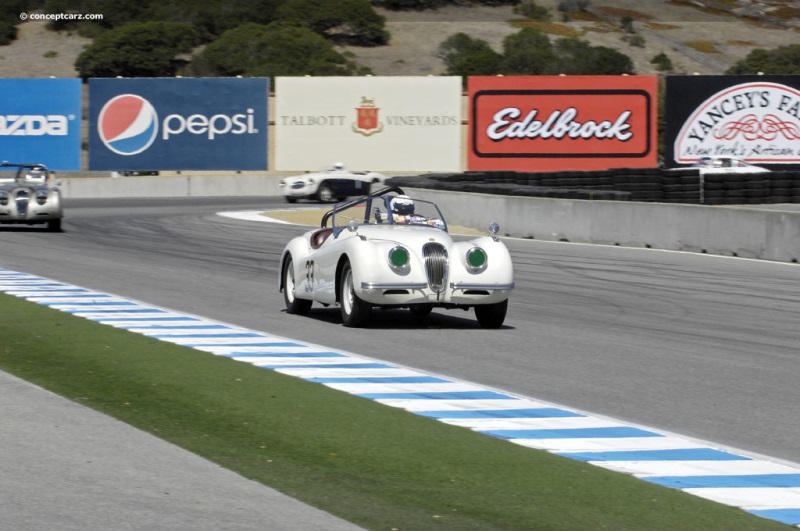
0, 0, 798, 79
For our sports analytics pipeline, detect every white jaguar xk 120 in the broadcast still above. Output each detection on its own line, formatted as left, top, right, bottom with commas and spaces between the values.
279, 186, 515, 328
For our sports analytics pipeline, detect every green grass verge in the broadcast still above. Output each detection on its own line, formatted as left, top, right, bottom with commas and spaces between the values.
0, 292, 786, 530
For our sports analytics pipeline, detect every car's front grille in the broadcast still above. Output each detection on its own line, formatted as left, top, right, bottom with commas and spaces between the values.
423, 242, 448, 293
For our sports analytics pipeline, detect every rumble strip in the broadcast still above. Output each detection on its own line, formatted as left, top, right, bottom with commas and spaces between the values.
1, 267, 799, 528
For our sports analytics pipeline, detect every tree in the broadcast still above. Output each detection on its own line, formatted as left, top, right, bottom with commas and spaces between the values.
550, 37, 634, 74
651, 52, 673, 73
514, 0, 551, 21
726, 44, 800, 75
0, 0, 27, 45
75, 21, 197, 78
274, 0, 389, 46
436, 32, 502, 76
499, 27, 555, 75
190, 22, 371, 78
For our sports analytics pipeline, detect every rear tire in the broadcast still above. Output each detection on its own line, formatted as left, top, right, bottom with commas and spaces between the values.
339, 260, 371, 327
283, 256, 312, 315
475, 299, 508, 329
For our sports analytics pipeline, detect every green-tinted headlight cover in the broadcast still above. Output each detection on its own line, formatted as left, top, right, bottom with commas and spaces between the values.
389, 246, 410, 268
466, 247, 487, 269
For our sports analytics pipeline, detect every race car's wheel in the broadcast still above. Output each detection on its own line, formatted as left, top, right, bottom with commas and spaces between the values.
409, 304, 433, 317
475, 299, 508, 329
47, 218, 62, 232
339, 260, 371, 327
283, 256, 312, 315
285, 196, 297, 204
317, 183, 334, 203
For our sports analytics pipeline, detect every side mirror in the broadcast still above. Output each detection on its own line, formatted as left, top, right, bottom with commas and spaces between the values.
488, 222, 499, 235
347, 220, 359, 233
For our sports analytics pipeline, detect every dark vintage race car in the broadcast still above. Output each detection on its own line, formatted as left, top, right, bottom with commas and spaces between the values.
279, 186, 515, 328
0, 162, 63, 232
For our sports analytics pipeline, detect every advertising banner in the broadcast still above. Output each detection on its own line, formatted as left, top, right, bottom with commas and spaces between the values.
0, 79, 81, 171
666, 75, 800, 167
89, 78, 268, 171
468, 76, 658, 172
275, 77, 461, 171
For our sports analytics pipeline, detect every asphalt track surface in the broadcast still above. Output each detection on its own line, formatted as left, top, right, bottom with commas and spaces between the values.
2, 196, 799, 527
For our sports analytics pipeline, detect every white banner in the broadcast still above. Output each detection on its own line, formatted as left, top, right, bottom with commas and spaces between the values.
275, 77, 462, 171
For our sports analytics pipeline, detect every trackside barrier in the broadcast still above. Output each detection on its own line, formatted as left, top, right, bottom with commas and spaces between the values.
58, 175, 800, 264
60, 174, 285, 198
407, 188, 800, 264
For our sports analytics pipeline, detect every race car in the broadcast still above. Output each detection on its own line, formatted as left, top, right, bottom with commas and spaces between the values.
693, 156, 770, 174
279, 186, 515, 328
0, 162, 63, 232
278, 163, 386, 203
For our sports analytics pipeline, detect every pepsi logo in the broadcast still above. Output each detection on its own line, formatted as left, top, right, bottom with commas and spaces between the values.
98, 94, 158, 155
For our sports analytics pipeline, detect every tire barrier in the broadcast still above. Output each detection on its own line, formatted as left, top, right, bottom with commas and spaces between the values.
390, 169, 800, 205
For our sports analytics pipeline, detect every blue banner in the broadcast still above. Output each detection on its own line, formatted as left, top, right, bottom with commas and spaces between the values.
0, 79, 82, 171
89, 78, 269, 171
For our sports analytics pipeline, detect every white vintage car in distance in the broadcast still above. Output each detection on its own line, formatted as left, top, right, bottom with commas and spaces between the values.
279, 186, 515, 328
278, 163, 386, 203
693, 156, 770, 174
0, 162, 63, 232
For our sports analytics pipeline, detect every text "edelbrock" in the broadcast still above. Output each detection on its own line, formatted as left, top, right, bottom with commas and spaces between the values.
486, 108, 633, 141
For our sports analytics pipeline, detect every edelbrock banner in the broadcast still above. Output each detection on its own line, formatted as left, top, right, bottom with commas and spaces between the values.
665, 75, 800, 168
275, 77, 462, 171
0, 79, 81, 170
468, 76, 658, 172
89, 78, 268, 171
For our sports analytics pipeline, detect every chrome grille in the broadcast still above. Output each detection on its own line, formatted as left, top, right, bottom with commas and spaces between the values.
422, 242, 448, 293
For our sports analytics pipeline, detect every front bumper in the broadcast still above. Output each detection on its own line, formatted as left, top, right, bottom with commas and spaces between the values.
358, 281, 514, 306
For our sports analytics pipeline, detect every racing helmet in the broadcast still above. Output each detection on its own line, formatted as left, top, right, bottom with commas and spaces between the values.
333, 162, 345, 170
390, 195, 414, 216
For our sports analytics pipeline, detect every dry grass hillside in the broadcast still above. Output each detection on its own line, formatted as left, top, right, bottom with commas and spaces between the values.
0, 0, 798, 78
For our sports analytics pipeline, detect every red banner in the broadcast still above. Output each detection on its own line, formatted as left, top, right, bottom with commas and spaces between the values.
468, 76, 658, 171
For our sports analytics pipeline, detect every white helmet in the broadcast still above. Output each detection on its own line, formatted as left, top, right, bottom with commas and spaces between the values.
333, 162, 345, 170
390, 195, 414, 216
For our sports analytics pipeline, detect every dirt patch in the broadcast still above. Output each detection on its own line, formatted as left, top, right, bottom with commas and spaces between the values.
264, 208, 484, 235
0, 20, 90, 78
342, 0, 800, 76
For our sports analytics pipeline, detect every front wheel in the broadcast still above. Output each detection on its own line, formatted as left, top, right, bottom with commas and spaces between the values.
283, 256, 312, 315
474, 299, 508, 329
339, 260, 371, 327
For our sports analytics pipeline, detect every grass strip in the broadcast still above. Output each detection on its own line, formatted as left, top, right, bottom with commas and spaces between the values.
0, 292, 786, 530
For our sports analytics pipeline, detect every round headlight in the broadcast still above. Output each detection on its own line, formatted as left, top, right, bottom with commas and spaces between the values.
466, 247, 487, 271
388, 246, 410, 270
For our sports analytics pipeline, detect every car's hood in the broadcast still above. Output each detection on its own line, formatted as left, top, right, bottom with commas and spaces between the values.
348, 224, 454, 246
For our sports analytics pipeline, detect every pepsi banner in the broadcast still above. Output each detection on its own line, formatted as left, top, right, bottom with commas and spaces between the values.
89, 78, 268, 171
665, 75, 800, 168
0, 79, 81, 171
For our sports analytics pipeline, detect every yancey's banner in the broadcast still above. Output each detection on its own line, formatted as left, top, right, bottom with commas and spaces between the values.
0, 79, 81, 170
275, 77, 461, 171
666, 75, 800, 167
89, 78, 268, 171
468, 76, 658, 172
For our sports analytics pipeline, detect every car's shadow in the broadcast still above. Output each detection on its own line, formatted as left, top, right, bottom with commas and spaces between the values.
288, 307, 515, 330
0, 226, 64, 233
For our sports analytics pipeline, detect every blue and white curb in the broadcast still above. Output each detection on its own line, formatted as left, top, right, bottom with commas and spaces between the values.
1, 267, 799, 528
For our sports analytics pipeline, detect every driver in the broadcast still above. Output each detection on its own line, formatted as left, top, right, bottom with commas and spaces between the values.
390, 195, 423, 224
